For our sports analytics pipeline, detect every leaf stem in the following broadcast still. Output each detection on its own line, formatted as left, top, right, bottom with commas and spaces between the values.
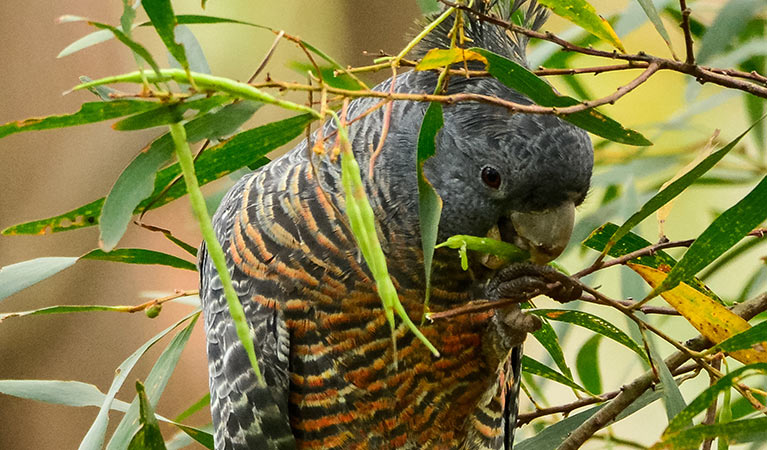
168, 121, 264, 385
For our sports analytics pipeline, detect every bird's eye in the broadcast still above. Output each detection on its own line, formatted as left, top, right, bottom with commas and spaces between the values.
481, 166, 502, 189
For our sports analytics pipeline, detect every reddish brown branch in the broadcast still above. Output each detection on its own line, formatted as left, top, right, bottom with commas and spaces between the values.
438, 0, 767, 99
679, 0, 695, 65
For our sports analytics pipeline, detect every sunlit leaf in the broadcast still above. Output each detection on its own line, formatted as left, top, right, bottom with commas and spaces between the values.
99, 100, 260, 251
630, 264, 767, 364
127, 382, 167, 450
415, 48, 487, 70
2, 113, 313, 236
653, 175, 767, 297
530, 309, 648, 361
575, 334, 602, 394
602, 120, 761, 257
418, 103, 444, 307
0, 257, 78, 302
716, 320, 767, 354
0, 101, 159, 139
536, 0, 626, 52
473, 49, 651, 146
173, 392, 210, 423
583, 222, 722, 302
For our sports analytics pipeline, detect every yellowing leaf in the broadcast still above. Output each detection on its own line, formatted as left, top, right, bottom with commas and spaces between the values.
656, 130, 719, 237
537, 0, 626, 53
629, 263, 767, 364
415, 48, 487, 71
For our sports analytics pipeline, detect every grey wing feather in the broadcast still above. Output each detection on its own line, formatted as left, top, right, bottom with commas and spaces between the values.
199, 174, 295, 450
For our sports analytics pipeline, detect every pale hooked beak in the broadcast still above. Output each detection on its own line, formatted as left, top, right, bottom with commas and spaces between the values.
510, 201, 575, 264
484, 201, 575, 267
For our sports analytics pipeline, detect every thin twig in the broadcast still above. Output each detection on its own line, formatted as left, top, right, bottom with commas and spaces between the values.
679, 0, 695, 65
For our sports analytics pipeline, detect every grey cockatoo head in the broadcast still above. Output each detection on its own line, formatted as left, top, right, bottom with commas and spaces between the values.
366, 0, 593, 265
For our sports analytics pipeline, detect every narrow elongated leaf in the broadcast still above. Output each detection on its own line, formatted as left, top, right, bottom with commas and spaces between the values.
583, 222, 723, 302
172, 25, 211, 75
717, 321, 767, 354
173, 393, 210, 423
81, 249, 196, 271
78, 311, 199, 450
113, 96, 230, 131
635, 0, 676, 57
697, 0, 763, 63
666, 363, 767, 434
99, 100, 260, 251
143, 0, 188, 74
3, 113, 313, 236
531, 317, 574, 381
109, 316, 199, 450
575, 334, 602, 394
603, 117, 763, 256
631, 264, 767, 365
417, 103, 444, 307
59, 29, 115, 58
647, 338, 687, 422
536, 0, 625, 52
415, 48, 487, 70
654, 175, 767, 296
521, 356, 588, 392
1, 305, 136, 322
0, 101, 159, 139
127, 382, 167, 450
0, 380, 130, 411
473, 49, 651, 146
653, 418, 767, 450
0, 257, 78, 302
89, 22, 162, 76
516, 389, 663, 449
170, 424, 214, 449
531, 309, 648, 361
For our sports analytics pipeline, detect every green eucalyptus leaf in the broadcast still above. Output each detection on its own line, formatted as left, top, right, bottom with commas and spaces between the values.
109, 316, 199, 450
81, 249, 196, 271
647, 339, 688, 423
113, 96, 231, 131
654, 175, 767, 297
602, 117, 764, 257
417, 103, 444, 307
127, 382, 167, 450
654, 418, 767, 449
143, 0, 188, 74
531, 309, 648, 361
0, 101, 159, 139
0, 257, 79, 302
634, 0, 676, 57
521, 356, 588, 392
78, 311, 199, 450
473, 48, 651, 146
99, 100, 260, 251
536, 0, 625, 52
3, 113, 313, 236
575, 334, 602, 394
0, 380, 130, 411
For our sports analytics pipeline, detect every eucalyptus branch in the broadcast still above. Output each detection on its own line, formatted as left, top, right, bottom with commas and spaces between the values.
557, 292, 767, 450
438, 0, 767, 99
678, 0, 695, 65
